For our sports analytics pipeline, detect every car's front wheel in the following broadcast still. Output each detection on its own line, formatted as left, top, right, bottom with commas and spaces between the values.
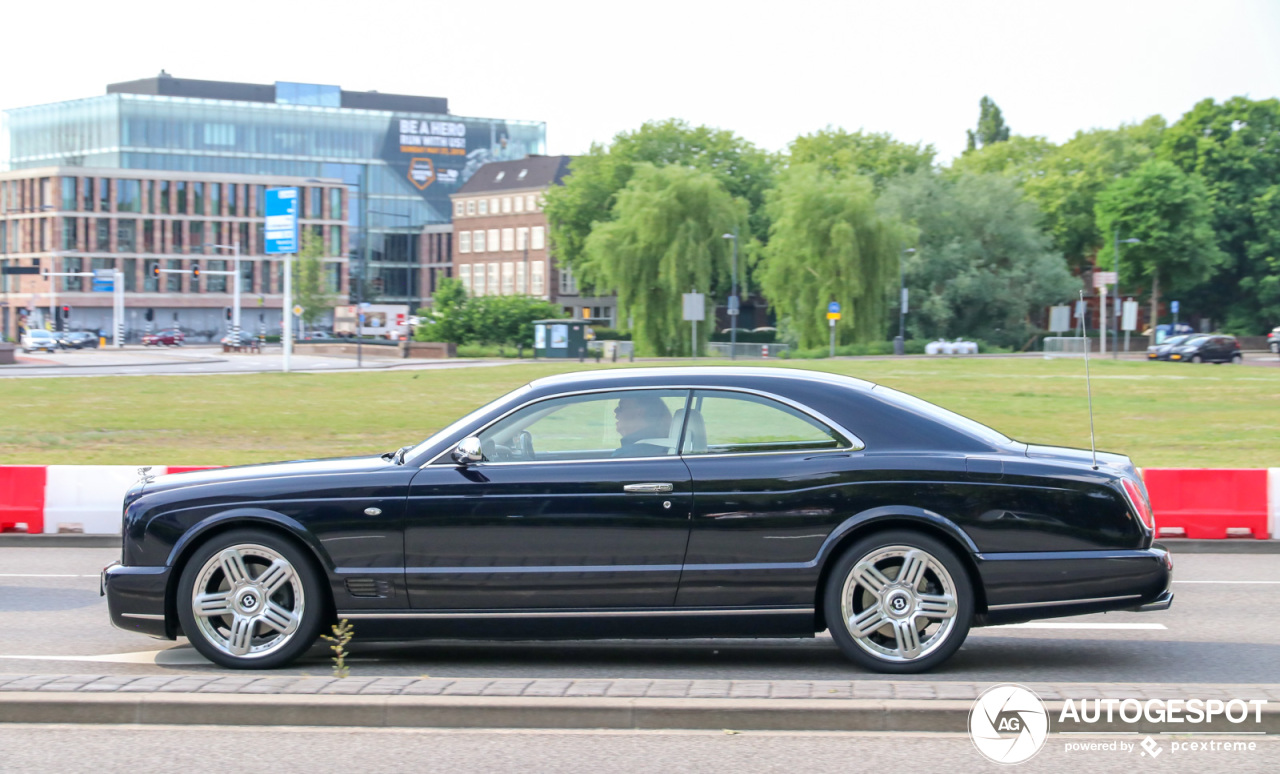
176, 529, 327, 669
824, 530, 973, 673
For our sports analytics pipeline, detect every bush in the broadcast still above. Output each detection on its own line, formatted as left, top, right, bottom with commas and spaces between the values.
591, 328, 632, 341
778, 339, 1010, 359
709, 329, 776, 343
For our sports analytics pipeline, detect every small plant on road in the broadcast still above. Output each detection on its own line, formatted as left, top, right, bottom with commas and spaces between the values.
321, 618, 354, 678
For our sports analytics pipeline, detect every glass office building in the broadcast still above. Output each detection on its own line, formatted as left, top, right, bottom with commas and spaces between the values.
1, 76, 546, 306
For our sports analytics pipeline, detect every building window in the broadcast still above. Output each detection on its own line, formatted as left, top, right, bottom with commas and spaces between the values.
96, 219, 111, 252
477, 199, 488, 216
173, 221, 185, 252
459, 264, 472, 295
116, 180, 140, 213
208, 259, 227, 292
527, 194, 537, 211
487, 263, 500, 296
331, 226, 343, 255
459, 231, 471, 253
466, 200, 475, 216
516, 227, 528, 251
61, 218, 76, 250
254, 185, 265, 217
454, 201, 464, 217
83, 178, 95, 211
502, 197, 512, 214
175, 182, 187, 214
61, 178, 77, 211
310, 187, 323, 218
123, 258, 137, 292
472, 230, 485, 253
145, 180, 155, 213
142, 220, 155, 253
166, 259, 183, 292
516, 262, 526, 295
559, 266, 578, 295
117, 220, 137, 253
159, 181, 171, 213
330, 188, 342, 220
192, 182, 204, 215
532, 226, 545, 250
190, 221, 204, 250
502, 262, 514, 295
532, 261, 545, 296
210, 183, 221, 215
502, 228, 514, 252
241, 260, 255, 294
98, 178, 110, 212
514, 195, 524, 214
64, 256, 83, 292
227, 184, 239, 216
487, 229, 499, 254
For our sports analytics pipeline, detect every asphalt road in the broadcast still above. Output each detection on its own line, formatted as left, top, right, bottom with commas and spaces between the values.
0, 548, 1275, 685
2, 725, 1277, 774
1, 345, 520, 378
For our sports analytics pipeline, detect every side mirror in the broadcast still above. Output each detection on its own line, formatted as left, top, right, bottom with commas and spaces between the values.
451, 436, 484, 465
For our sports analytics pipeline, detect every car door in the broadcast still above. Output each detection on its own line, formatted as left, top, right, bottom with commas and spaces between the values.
404, 388, 694, 610
674, 389, 861, 608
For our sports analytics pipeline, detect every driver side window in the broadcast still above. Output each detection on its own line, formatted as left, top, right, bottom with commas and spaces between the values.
475, 390, 689, 462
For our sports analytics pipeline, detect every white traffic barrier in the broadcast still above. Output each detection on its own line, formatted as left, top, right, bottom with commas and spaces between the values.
42, 465, 166, 534
1271, 468, 1279, 539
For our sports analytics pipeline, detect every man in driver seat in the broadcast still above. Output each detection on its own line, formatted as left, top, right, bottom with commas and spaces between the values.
613, 395, 673, 457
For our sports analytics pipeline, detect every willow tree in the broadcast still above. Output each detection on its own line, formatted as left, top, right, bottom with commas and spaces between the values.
758, 164, 903, 348
580, 163, 744, 356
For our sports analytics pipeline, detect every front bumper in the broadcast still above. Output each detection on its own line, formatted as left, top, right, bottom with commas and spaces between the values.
102, 561, 174, 639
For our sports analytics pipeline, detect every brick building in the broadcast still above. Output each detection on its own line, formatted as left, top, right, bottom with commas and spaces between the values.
450, 156, 616, 326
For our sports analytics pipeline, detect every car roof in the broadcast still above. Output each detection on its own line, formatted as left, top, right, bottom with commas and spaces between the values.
528, 366, 877, 392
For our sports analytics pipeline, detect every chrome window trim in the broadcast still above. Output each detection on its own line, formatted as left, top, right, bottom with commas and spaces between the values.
422, 385, 865, 468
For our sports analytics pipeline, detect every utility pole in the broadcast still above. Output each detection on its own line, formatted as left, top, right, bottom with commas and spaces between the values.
722, 231, 740, 359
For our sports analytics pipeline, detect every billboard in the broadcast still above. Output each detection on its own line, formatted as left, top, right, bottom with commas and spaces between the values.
264, 188, 299, 254
381, 116, 545, 209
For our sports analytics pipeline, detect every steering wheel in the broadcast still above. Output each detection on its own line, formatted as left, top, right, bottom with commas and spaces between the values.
515, 431, 536, 461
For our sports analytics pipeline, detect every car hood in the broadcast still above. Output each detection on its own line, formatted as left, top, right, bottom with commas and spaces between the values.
143, 455, 395, 495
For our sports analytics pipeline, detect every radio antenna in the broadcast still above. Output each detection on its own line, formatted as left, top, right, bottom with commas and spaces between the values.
1079, 290, 1099, 470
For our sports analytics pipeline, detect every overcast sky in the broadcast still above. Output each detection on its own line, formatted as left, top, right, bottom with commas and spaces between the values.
4, 0, 1277, 162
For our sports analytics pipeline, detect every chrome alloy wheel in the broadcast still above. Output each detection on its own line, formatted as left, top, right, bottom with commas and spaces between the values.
840, 545, 959, 663
190, 543, 304, 659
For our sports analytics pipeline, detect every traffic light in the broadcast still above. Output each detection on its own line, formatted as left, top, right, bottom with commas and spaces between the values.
224, 307, 232, 321
145, 308, 155, 322
191, 263, 200, 279
61, 306, 70, 320
150, 263, 159, 279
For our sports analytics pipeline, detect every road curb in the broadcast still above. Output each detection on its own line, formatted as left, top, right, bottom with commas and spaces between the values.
2, 693, 1278, 733
0, 534, 118, 547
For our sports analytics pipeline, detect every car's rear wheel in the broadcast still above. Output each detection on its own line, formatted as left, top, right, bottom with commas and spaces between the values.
176, 529, 327, 669
824, 530, 973, 673
1232, 354, 1243, 364
1191, 354, 1202, 363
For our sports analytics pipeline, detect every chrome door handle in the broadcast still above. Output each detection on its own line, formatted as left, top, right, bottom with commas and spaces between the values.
623, 483, 673, 493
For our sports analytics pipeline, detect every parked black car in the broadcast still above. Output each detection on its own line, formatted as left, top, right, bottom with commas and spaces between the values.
103, 367, 1171, 673
56, 331, 100, 349
1147, 334, 1194, 361
1167, 335, 1242, 364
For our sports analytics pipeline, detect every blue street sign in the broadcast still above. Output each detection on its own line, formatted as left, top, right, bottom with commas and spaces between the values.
264, 188, 299, 254
1171, 300, 1179, 314
91, 268, 114, 292
828, 301, 841, 314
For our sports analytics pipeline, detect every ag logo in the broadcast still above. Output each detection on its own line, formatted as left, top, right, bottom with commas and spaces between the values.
969, 683, 1049, 764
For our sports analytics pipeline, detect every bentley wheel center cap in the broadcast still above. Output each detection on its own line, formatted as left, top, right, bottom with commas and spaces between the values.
236, 589, 261, 613
885, 589, 913, 618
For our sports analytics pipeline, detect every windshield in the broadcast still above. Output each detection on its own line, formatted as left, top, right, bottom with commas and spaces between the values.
1163, 335, 1190, 346
1183, 336, 1209, 347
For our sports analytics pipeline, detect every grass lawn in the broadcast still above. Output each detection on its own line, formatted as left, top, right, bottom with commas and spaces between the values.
2, 357, 1276, 468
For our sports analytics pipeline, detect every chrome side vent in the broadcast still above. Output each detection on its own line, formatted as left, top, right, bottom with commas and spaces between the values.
345, 578, 390, 598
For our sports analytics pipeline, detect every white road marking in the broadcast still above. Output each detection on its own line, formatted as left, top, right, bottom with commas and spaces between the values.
0, 574, 99, 578
991, 622, 1167, 630
1174, 580, 1280, 584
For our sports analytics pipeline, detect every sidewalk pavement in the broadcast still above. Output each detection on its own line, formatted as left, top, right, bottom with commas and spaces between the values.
2, 674, 1278, 732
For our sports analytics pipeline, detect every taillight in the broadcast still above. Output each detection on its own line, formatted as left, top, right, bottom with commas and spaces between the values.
1121, 477, 1155, 532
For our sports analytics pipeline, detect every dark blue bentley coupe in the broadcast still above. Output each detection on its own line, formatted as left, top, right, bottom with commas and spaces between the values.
104, 367, 1172, 672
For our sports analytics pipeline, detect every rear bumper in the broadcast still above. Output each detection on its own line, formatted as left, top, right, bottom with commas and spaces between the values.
976, 544, 1173, 626
102, 562, 173, 639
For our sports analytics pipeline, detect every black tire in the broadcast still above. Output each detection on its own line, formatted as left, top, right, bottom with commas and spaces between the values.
1232, 354, 1243, 364
823, 529, 973, 673
1191, 355, 1202, 363
176, 528, 328, 669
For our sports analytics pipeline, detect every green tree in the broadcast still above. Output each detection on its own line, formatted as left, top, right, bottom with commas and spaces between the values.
414, 279, 562, 347
882, 171, 1080, 348
948, 134, 1055, 185
291, 231, 334, 329
1159, 96, 1280, 330
580, 164, 744, 356
1094, 160, 1221, 333
543, 119, 776, 300
965, 96, 1011, 152
788, 128, 935, 188
413, 277, 469, 343
757, 164, 905, 349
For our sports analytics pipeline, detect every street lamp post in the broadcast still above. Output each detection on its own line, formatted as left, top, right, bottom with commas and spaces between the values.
897, 248, 915, 356
1113, 232, 1140, 360
721, 231, 739, 359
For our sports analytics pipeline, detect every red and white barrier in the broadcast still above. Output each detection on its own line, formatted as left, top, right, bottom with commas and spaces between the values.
1, 465, 1279, 537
